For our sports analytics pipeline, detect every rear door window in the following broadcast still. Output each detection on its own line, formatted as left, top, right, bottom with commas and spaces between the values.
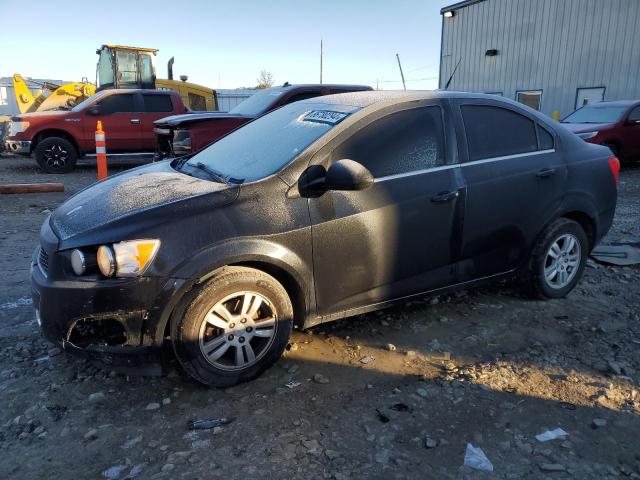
98, 94, 137, 114
461, 105, 537, 161
332, 106, 446, 178
143, 94, 174, 112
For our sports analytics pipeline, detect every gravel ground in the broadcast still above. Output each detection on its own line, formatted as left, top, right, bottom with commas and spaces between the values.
1, 153, 639, 479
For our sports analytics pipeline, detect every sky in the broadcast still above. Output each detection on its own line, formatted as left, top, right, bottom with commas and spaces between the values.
0, 0, 453, 90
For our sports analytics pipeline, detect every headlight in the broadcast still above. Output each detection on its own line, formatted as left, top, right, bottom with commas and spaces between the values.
71, 249, 87, 275
97, 245, 116, 277
577, 131, 598, 140
8, 121, 30, 136
112, 239, 161, 277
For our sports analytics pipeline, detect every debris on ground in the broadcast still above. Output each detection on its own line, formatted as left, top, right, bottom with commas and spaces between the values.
188, 418, 234, 430
536, 428, 569, 442
285, 380, 301, 389
463, 443, 494, 472
591, 243, 640, 266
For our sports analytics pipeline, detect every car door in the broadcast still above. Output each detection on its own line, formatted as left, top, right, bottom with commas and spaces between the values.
622, 105, 640, 157
453, 100, 566, 281
138, 93, 176, 150
84, 92, 141, 152
308, 102, 464, 317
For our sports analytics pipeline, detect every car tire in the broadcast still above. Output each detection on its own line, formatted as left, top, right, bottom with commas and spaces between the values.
172, 266, 293, 387
524, 218, 588, 299
35, 137, 78, 173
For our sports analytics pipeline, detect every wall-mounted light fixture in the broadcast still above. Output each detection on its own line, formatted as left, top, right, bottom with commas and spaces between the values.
443, 10, 455, 18
485, 49, 498, 57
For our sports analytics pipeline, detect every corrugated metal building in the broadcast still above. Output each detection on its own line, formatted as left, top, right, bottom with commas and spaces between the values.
439, 0, 640, 118
215, 88, 259, 112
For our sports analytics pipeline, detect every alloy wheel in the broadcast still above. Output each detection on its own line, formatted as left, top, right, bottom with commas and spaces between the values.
43, 144, 69, 169
543, 233, 581, 289
198, 291, 277, 370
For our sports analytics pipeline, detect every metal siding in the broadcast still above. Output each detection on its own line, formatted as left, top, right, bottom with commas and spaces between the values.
439, 0, 640, 117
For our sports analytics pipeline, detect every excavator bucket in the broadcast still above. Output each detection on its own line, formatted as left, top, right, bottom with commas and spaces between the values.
12, 74, 43, 113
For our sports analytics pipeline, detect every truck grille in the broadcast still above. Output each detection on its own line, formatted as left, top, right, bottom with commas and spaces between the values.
38, 248, 49, 277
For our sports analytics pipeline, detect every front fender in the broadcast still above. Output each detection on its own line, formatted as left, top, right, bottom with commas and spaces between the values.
151, 236, 314, 345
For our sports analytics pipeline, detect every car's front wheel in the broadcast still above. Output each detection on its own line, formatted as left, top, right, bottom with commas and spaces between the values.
34, 137, 78, 173
172, 266, 293, 387
524, 218, 588, 299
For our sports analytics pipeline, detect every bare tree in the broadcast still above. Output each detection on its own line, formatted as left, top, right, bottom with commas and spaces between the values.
256, 70, 274, 89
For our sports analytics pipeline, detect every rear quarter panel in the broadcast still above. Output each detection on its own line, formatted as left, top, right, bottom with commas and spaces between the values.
561, 138, 617, 245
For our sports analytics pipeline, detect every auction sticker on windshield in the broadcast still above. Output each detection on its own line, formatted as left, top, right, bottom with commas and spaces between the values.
302, 110, 348, 125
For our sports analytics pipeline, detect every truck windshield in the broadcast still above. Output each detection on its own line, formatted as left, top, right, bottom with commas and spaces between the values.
562, 105, 628, 124
229, 89, 285, 116
181, 103, 353, 183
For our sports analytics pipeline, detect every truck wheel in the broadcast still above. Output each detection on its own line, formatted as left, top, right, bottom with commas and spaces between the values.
35, 137, 78, 173
172, 267, 293, 387
523, 218, 588, 299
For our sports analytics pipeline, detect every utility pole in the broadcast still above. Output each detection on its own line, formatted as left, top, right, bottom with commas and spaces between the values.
396, 53, 406, 91
320, 39, 323, 84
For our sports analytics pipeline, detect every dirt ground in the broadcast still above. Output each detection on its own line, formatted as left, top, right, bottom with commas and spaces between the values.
1, 153, 639, 479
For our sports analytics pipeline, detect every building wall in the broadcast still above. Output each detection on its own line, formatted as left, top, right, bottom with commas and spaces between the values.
215, 89, 259, 112
439, 0, 640, 117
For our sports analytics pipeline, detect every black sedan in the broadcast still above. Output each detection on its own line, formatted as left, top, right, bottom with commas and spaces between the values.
32, 91, 619, 386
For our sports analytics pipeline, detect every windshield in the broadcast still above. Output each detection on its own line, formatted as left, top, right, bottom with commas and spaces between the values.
562, 105, 627, 124
229, 89, 284, 116
71, 90, 107, 112
182, 103, 352, 183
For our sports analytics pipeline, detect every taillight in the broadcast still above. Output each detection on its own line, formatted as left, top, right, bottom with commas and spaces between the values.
608, 156, 620, 188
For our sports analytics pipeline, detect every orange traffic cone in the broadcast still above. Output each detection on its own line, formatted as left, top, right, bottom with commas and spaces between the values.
96, 121, 108, 180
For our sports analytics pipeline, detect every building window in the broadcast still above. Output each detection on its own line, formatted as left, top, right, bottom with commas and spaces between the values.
516, 90, 542, 111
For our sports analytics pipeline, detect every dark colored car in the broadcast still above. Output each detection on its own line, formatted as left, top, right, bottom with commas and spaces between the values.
153, 83, 372, 159
5, 90, 187, 173
561, 100, 640, 163
32, 91, 619, 387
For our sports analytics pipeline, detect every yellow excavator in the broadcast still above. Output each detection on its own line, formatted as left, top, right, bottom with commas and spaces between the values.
12, 73, 96, 114
96, 45, 217, 111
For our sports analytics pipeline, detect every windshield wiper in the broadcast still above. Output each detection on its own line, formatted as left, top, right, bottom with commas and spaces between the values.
191, 162, 230, 185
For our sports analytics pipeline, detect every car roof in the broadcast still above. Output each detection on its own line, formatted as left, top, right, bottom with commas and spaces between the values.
266, 84, 372, 93
297, 90, 517, 109
579, 100, 639, 108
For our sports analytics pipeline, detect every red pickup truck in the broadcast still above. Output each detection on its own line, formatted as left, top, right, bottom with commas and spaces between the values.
5, 89, 187, 173
154, 83, 372, 159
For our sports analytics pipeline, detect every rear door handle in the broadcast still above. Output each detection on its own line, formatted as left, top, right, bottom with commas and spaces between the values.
431, 190, 459, 203
130, 118, 140, 124
536, 168, 556, 178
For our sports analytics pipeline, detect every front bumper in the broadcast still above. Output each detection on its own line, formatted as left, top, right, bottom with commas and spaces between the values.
31, 245, 177, 376
5, 139, 31, 154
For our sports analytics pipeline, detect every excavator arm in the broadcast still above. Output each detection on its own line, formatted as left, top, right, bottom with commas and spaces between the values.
12, 73, 95, 113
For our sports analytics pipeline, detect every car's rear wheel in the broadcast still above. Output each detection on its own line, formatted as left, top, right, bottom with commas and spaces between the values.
35, 137, 78, 173
524, 218, 588, 299
172, 266, 293, 387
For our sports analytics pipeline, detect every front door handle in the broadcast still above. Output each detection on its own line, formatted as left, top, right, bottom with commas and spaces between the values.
130, 118, 140, 124
536, 168, 556, 178
431, 190, 459, 203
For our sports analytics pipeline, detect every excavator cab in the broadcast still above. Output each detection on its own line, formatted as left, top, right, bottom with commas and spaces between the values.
96, 45, 157, 91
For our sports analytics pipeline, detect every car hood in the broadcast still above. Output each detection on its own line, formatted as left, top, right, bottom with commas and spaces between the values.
13, 109, 72, 121
560, 122, 614, 133
154, 112, 255, 128
50, 161, 238, 248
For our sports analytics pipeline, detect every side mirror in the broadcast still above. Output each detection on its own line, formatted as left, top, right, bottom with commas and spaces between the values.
86, 106, 101, 116
324, 159, 374, 191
